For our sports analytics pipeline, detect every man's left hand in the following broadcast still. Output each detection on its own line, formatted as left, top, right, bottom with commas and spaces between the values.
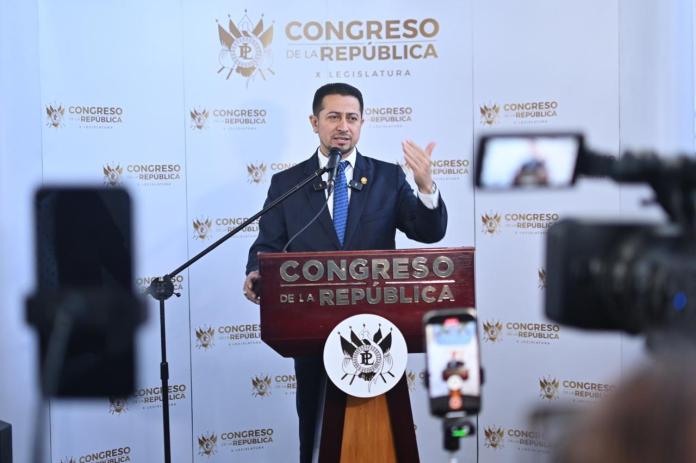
402, 139, 436, 194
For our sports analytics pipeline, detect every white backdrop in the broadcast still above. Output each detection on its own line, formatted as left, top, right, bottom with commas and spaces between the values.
1, 0, 695, 462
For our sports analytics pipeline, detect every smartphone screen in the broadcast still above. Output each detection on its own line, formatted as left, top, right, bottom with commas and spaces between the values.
425, 310, 481, 415
476, 133, 582, 189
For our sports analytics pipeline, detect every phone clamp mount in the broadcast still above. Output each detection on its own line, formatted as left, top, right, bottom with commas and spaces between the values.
442, 414, 476, 455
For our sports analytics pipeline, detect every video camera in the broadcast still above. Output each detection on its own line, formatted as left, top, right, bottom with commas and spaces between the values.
476, 133, 696, 347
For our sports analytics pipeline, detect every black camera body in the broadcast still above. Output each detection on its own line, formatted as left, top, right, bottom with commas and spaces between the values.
546, 220, 696, 341
477, 133, 696, 344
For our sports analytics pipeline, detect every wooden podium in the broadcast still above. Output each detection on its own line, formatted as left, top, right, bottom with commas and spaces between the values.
258, 247, 475, 462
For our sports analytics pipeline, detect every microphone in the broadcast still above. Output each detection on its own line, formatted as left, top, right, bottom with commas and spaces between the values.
326, 147, 342, 195
282, 147, 343, 252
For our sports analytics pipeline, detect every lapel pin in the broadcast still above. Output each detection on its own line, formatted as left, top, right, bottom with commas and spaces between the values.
360, 177, 368, 185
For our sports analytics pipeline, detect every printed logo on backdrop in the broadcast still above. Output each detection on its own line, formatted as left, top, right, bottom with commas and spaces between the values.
189, 106, 268, 130
247, 163, 267, 183
192, 216, 259, 241
248, 162, 295, 181
538, 267, 547, 289
107, 385, 187, 413
484, 426, 505, 449
46, 105, 65, 128
537, 376, 615, 403
195, 326, 216, 349
272, 373, 297, 394
482, 319, 561, 345
198, 433, 218, 456
190, 108, 209, 129
482, 320, 503, 343
60, 447, 132, 463
199, 428, 275, 454
102, 162, 182, 187
395, 158, 470, 182
134, 384, 187, 410
431, 158, 470, 182
285, 17, 440, 79
194, 323, 261, 348
109, 396, 129, 414
364, 106, 413, 128
103, 164, 124, 187
400, 156, 470, 184
251, 375, 272, 397
406, 370, 417, 390
481, 213, 502, 235
479, 100, 559, 126
480, 211, 560, 236
405, 369, 426, 391
483, 425, 552, 454
44, 102, 124, 129
324, 314, 407, 398
217, 10, 274, 85
479, 104, 500, 126
193, 217, 213, 240
251, 373, 297, 396
216, 216, 260, 237
539, 377, 560, 400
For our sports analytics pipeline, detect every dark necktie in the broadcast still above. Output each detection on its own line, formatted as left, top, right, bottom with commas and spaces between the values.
333, 160, 349, 247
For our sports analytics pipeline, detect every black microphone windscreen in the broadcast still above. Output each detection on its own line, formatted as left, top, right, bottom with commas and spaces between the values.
327, 148, 341, 170
326, 148, 343, 194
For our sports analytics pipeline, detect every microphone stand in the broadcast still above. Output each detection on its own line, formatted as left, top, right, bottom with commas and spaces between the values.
146, 164, 332, 463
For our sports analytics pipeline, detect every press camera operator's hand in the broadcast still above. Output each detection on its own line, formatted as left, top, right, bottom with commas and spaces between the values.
402, 139, 436, 194
243, 270, 261, 304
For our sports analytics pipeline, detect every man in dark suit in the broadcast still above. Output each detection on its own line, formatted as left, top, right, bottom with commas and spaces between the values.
243, 82, 447, 462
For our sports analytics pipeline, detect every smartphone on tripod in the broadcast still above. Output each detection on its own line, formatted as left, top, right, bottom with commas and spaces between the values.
424, 308, 482, 416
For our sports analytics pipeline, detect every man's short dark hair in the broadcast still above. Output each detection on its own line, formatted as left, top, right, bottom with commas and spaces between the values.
312, 83, 364, 116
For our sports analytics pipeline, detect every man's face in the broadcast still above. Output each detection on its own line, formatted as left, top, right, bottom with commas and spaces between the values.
309, 94, 363, 157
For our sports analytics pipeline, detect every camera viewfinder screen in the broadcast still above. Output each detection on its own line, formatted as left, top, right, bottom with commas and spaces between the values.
426, 317, 480, 410
478, 135, 580, 188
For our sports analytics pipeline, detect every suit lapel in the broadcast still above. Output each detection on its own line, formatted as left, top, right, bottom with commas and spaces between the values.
303, 152, 341, 249
343, 152, 373, 249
